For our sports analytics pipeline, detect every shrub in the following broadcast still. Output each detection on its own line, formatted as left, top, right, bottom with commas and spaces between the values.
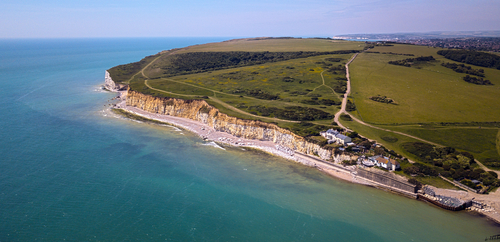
461, 179, 477, 189
404, 166, 419, 175
408, 178, 422, 190
381, 136, 398, 143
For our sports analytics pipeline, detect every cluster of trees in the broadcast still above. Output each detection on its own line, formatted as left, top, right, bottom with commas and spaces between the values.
401, 142, 500, 189
247, 105, 333, 121
463, 75, 493, 85
437, 49, 500, 70
366, 51, 415, 56
108, 54, 160, 83
325, 64, 346, 74
300, 98, 341, 106
340, 114, 352, 121
280, 76, 316, 84
232, 89, 280, 100
388, 56, 436, 67
364, 43, 394, 50
158, 51, 349, 77
288, 122, 334, 137
441, 62, 485, 77
332, 77, 347, 94
369, 95, 396, 104
325, 57, 343, 62
483, 158, 500, 167
346, 100, 356, 111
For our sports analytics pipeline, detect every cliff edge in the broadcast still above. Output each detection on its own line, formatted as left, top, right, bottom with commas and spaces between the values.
126, 89, 333, 160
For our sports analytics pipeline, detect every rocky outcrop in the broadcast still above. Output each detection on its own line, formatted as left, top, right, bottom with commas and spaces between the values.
104, 71, 127, 91
126, 89, 333, 159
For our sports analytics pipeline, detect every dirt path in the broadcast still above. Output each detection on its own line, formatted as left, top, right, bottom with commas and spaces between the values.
334, 52, 500, 177
312, 70, 343, 100
333, 53, 358, 130
207, 96, 300, 123
144, 80, 300, 124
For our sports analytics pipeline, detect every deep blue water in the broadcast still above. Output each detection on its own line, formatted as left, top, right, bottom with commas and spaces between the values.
0, 38, 498, 241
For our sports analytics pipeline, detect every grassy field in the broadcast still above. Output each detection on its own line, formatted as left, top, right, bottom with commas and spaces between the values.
176, 38, 364, 53
349, 44, 500, 124
346, 44, 500, 167
497, 130, 500, 156
117, 38, 365, 135
111, 38, 500, 171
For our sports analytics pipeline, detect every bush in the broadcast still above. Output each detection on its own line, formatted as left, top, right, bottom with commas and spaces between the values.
437, 49, 500, 69
381, 136, 398, 143
404, 166, 420, 175
461, 179, 477, 189
346, 100, 356, 111
340, 114, 352, 121
408, 178, 422, 190
488, 171, 498, 178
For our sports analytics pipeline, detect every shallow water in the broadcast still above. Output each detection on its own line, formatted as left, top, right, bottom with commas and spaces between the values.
0, 38, 498, 241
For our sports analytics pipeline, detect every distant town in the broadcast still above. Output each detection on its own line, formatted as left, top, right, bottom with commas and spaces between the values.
333, 31, 500, 52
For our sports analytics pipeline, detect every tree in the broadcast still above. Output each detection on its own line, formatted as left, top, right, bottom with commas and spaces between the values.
404, 166, 419, 175
408, 178, 422, 190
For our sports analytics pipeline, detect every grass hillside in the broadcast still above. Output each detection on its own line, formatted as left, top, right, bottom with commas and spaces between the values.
108, 38, 500, 170
346, 44, 500, 167
111, 38, 364, 137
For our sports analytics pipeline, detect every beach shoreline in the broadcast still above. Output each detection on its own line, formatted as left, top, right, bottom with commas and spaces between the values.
109, 90, 369, 186
106, 88, 500, 225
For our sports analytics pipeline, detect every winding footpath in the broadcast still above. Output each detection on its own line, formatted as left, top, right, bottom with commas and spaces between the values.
335, 52, 500, 176
333, 53, 358, 130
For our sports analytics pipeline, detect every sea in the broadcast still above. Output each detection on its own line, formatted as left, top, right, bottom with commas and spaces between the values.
0, 38, 498, 241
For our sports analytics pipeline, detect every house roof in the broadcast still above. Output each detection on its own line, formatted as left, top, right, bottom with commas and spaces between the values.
376, 157, 389, 164
335, 134, 350, 141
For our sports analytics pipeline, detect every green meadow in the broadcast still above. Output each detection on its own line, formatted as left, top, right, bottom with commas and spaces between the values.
122, 38, 364, 135
112, 38, 500, 169
347, 44, 500, 166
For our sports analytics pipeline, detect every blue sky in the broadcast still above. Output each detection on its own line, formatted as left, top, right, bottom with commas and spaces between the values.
1, 0, 499, 38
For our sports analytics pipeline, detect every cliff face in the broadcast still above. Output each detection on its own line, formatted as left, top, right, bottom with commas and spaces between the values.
105, 71, 127, 91
126, 89, 333, 160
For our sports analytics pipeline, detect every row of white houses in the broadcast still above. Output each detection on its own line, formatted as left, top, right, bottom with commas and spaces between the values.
359, 155, 401, 171
320, 129, 352, 145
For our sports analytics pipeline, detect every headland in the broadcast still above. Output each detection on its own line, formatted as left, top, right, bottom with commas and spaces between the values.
104, 37, 500, 225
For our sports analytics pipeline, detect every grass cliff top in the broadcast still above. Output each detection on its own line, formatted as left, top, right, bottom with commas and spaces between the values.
108, 37, 500, 177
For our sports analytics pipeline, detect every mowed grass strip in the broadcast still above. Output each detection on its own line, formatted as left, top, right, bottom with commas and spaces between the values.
349, 44, 500, 124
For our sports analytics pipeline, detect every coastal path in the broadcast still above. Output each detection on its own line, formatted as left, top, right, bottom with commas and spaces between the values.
143, 80, 301, 124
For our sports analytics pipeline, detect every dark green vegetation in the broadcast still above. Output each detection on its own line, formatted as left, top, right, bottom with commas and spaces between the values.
109, 38, 364, 137
347, 43, 500, 170
245, 105, 333, 121
463, 75, 492, 85
149, 51, 350, 78
441, 62, 485, 77
437, 49, 500, 69
110, 38, 500, 185
388, 56, 435, 67
369, 95, 396, 104
108, 54, 160, 83
401, 142, 500, 192
340, 114, 352, 121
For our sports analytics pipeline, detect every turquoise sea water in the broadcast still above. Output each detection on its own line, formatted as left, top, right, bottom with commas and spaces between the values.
0, 38, 498, 241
